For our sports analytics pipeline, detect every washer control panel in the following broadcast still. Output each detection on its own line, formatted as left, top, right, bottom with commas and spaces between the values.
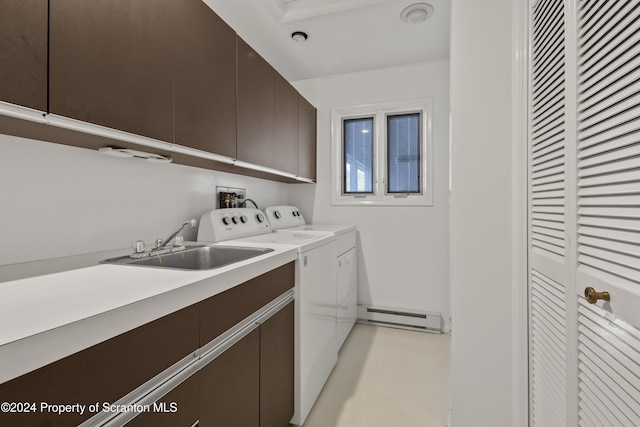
198, 208, 271, 242
264, 205, 306, 230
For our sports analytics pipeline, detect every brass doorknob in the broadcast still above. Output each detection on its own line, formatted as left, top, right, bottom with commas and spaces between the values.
585, 287, 610, 304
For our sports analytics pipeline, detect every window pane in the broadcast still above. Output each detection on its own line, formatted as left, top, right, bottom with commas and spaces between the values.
343, 117, 374, 193
387, 113, 420, 193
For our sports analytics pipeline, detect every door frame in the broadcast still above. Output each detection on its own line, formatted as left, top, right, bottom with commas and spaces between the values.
512, 0, 530, 426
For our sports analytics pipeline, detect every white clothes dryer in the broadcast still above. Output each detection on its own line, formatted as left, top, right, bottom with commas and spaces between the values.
264, 206, 357, 351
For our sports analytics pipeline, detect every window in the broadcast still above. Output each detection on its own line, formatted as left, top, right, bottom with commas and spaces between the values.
343, 117, 374, 194
331, 99, 433, 206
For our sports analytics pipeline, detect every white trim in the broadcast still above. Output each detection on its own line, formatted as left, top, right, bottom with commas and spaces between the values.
0, 106, 315, 182
0, 100, 47, 123
233, 160, 297, 180
512, 1, 530, 426
46, 113, 171, 153
330, 98, 434, 206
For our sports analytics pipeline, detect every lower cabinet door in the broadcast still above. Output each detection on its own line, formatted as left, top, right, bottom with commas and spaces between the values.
125, 374, 199, 427
199, 329, 260, 427
260, 301, 295, 427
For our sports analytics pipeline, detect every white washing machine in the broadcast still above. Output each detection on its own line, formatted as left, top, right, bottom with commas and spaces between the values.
197, 208, 337, 426
264, 206, 357, 351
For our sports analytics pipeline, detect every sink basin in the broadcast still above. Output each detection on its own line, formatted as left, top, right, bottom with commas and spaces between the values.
100, 245, 274, 270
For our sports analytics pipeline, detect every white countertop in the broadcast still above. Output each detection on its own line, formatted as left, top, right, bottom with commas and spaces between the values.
0, 246, 297, 384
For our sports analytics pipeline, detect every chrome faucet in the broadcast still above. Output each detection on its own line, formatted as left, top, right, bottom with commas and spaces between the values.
156, 219, 197, 249
130, 219, 197, 259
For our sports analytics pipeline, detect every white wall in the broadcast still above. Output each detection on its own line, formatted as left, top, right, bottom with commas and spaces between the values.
449, 0, 515, 426
0, 134, 289, 266
290, 60, 450, 330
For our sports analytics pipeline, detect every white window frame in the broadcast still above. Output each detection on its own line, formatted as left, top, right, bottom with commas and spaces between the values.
331, 98, 434, 206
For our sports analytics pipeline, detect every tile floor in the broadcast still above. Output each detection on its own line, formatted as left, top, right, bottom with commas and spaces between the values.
302, 323, 450, 427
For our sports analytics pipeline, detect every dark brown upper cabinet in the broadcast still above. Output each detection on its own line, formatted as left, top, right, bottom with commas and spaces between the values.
174, 0, 236, 158
237, 37, 275, 167
2, 0, 316, 182
273, 72, 300, 175
298, 95, 317, 180
49, 0, 174, 142
0, 0, 48, 111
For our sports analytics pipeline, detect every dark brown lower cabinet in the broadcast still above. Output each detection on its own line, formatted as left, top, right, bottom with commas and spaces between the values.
260, 301, 295, 427
0, 264, 294, 427
199, 301, 294, 427
0, 304, 199, 427
199, 329, 260, 427
125, 374, 199, 427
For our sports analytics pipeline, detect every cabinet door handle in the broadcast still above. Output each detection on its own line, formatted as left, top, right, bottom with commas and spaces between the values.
304, 256, 308, 267
584, 287, 610, 304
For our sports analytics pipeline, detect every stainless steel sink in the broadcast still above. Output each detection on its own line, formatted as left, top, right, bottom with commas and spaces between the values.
100, 245, 273, 270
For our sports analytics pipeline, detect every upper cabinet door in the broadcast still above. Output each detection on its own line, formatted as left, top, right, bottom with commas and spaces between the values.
298, 96, 317, 180
273, 72, 299, 175
237, 37, 275, 167
49, 0, 173, 142
0, 0, 47, 111
174, 0, 236, 158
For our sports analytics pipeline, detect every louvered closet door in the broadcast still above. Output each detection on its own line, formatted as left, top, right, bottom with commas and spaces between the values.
530, 0, 640, 426
575, 0, 640, 425
529, 0, 569, 426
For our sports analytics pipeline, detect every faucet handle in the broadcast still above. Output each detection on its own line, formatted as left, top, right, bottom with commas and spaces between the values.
132, 240, 146, 254
155, 238, 163, 249
175, 236, 184, 246
189, 219, 197, 227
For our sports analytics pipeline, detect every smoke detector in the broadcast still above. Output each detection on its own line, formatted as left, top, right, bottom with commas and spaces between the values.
400, 3, 434, 25
291, 31, 308, 42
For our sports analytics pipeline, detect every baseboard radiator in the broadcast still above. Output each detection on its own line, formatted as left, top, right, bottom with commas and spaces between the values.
357, 305, 442, 334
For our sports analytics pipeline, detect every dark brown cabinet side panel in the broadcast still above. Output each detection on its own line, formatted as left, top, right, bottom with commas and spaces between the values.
260, 301, 295, 427
273, 72, 299, 175
0, 0, 47, 111
0, 304, 199, 427
237, 37, 275, 167
49, 0, 173, 142
199, 329, 260, 427
298, 96, 317, 180
125, 373, 199, 427
174, 0, 236, 157
200, 262, 295, 345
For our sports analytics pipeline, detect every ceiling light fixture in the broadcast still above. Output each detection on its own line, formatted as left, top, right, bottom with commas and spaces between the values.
400, 3, 434, 25
291, 31, 308, 42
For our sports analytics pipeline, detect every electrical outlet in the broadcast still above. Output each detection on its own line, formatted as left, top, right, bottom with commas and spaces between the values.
216, 186, 246, 209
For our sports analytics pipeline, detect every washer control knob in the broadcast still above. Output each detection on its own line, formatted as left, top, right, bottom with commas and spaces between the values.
257, 213, 265, 223
232, 216, 240, 224
274, 210, 281, 219
222, 217, 231, 226
240, 215, 248, 224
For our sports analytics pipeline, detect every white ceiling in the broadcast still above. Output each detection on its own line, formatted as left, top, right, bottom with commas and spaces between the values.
204, 0, 451, 82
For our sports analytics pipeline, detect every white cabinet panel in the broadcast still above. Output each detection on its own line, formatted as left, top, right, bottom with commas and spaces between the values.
336, 247, 356, 350
337, 288, 357, 351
